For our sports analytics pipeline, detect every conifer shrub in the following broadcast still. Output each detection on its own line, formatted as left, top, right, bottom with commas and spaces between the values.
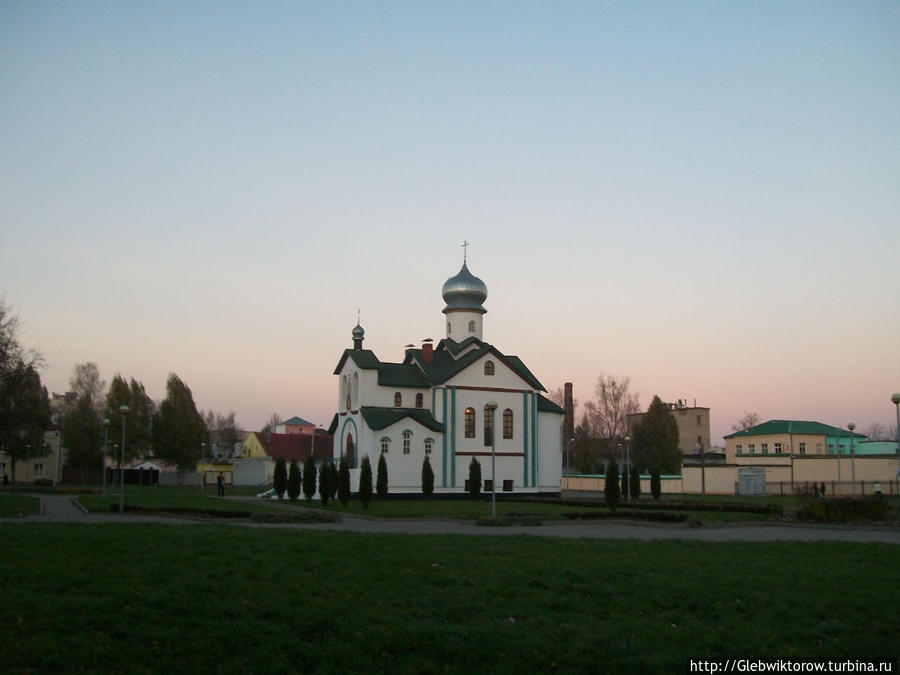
359, 455, 373, 509
468, 458, 482, 500
329, 461, 339, 500
319, 459, 331, 506
273, 457, 287, 499
302, 455, 317, 503
604, 460, 620, 512
287, 459, 301, 502
376, 453, 388, 499
421, 456, 434, 496
650, 469, 662, 500
338, 456, 350, 506
630, 465, 641, 500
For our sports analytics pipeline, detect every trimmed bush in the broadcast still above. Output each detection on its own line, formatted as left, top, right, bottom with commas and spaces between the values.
797, 496, 888, 523
650, 469, 661, 500
250, 510, 342, 524
329, 461, 339, 501
630, 465, 641, 500
376, 453, 388, 499
421, 456, 434, 496
273, 458, 287, 499
468, 458, 481, 500
604, 460, 620, 512
302, 455, 317, 504
287, 459, 301, 501
359, 455, 373, 509
319, 460, 331, 506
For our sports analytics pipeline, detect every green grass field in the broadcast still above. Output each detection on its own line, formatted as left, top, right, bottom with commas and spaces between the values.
0, 492, 40, 516
1, 524, 896, 673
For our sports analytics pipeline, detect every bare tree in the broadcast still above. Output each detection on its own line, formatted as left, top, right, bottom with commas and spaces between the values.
203, 409, 239, 458
732, 412, 761, 432
865, 423, 892, 441
582, 373, 640, 458
261, 412, 282, 434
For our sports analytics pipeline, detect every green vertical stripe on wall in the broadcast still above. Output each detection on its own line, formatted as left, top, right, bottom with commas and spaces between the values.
522, 392, 528, 486
531, 393, 537, 487
441, 388, 447, 488
451, 386, 457, 487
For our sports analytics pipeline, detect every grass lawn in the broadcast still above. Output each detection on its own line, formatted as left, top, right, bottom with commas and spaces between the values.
1, 524, 896, 673
0, 492, 40, 516
78, 485, 289, 516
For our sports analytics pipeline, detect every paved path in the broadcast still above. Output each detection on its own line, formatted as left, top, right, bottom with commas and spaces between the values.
4, 495, 899, 543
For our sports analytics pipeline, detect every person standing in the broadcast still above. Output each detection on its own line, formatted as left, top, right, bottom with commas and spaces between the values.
217, 472, 225, 497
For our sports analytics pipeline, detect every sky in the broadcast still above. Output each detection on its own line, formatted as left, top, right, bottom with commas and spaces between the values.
2, 1, 898, 445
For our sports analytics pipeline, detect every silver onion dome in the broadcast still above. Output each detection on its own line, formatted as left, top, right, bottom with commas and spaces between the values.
442, 262, 487, 314
352, 323, 365, 339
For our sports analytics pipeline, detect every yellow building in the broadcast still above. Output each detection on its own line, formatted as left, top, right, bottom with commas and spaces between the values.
628, 400, 711, 454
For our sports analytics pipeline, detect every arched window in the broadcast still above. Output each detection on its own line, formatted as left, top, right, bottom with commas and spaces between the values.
503, 409, 513, 439
346, 392, 352, 410
402, 430, 411, 455
424, 438, 434, 455
345, 434, 356, 469
483, 405, 494, 447
394, 392, 402, 407
380, 437, 390, 454
468, 320, 476, 333
484, 360, 495, 376
415, 393, 423, 408
464, 407, 475, 438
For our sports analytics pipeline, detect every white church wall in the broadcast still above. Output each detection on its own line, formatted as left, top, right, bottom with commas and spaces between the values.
537, 411, 563, 489
446, 311, 483, 341
444, 355, 532, 391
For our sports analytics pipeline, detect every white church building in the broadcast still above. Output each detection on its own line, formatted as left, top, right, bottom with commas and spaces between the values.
327, 256, 565, 495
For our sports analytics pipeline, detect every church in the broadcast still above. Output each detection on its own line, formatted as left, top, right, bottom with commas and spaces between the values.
328, 253, 565, 495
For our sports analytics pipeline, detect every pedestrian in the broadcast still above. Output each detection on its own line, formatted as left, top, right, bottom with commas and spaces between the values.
820, 482, 826, 498
217, 472, 225, 497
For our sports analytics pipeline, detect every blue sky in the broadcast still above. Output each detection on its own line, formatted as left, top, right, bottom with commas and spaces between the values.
2, 1, 898, 443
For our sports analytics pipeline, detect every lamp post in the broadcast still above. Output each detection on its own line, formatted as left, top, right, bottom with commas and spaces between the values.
848, 422, 856, 497
119, 405, 129, 514
485, 402, 497, 517
102, 418, 110, 498
200, 442, 206, 495
625, 436, 631, 501
836, 428, 842, 496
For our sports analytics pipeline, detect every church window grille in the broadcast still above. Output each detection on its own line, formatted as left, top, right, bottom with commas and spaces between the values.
346, 393, 351, 410
415, 393, 423, 408
484, 360, 494, 376
503, 409, 513, 439
380, 437, 390, 454
468, 320, 476, 333
483, 405, 494, 447
394, 392, 402, 407
403, 430, 411, 455
424, 438, 433, 455
464, 408, 475, 438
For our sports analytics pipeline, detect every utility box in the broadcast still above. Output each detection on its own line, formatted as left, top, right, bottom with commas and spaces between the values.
738, 467, 766, 496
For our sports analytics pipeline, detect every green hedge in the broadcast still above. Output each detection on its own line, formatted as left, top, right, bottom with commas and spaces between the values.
796, 497, 888, 523
561, 510, 687, 523
528, 497, 782, 516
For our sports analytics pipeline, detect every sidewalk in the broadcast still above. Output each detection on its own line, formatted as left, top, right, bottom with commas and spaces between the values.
3, 494, 899, 544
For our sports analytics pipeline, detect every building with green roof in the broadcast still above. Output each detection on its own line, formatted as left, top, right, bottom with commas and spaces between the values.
330, 254, 564, 494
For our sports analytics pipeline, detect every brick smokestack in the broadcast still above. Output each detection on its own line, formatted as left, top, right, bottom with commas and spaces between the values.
564, 382, 574, 440
422, 343, 434, 364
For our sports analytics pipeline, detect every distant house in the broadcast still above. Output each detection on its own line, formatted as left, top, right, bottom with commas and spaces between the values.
275, 416, 316, 434
234, 431, 333, 486
0, 425, 64, 484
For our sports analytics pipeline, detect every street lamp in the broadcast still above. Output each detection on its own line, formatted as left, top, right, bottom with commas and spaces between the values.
485, 402, 498, 517
119, 405, 129, 514
102, 418, 110, 498
848, 422, 856, 497
892, 393, 900, 485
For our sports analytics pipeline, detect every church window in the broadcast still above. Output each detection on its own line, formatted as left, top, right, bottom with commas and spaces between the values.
346, 392, 351, 410
483, 405, 494, 447
447, 322, 451, 334
503, 409, 513, 439
464, 408, 475, 438
380, 437, 390, 454
468, 320, 476, 333
415, 393, 423, 408
424, 438, 433, 455
394, 392, 402, 407
403, 430, 411, 455
484, 360, 494, 376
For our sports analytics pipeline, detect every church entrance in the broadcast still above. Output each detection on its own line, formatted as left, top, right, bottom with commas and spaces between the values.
345, 433, 356, 468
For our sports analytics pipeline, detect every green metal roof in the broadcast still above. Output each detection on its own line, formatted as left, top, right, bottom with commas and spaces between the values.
725, 420, 867, 439
333, 349, 380, 375
536, 394, 565, 415
360, 407, 444, 432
